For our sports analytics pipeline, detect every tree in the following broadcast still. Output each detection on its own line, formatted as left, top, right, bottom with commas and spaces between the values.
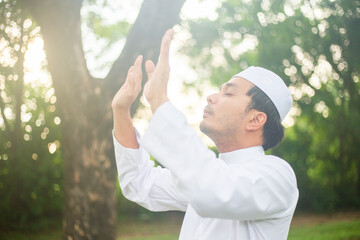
4, 0, 186, 239
181, 0, 360, 211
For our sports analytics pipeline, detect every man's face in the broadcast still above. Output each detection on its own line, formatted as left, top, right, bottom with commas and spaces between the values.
200, 77, 254, 140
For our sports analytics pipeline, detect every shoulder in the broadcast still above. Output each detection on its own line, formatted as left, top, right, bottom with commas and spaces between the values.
263, 155, 294, 170
256, 155, 298, 188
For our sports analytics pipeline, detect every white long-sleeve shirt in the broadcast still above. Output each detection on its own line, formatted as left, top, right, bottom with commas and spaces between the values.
113, 102, 299, 240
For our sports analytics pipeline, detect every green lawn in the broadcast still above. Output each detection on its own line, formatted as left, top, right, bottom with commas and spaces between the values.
117, 219, 360, 240
288, 220, 360, 240
1, 217, 360, 240
117, 234, 178, 240
0, 229, 62, 240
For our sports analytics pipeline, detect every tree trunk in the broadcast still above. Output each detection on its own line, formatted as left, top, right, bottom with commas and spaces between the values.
20, 0, 185, 239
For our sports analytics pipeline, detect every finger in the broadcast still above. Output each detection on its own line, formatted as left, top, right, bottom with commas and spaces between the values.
128, 55, 141, 83
133, 55, 143, 86
145, 60, 155, 80
126, 66, 135, 84
134, 55, 143, 74
158, 29, 174, 64
114, 66, 133, 99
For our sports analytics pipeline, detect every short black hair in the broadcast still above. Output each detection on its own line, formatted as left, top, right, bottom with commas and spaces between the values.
246, 86, 284, 151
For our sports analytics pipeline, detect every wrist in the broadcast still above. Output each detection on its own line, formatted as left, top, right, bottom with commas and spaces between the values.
149, 96, 169, 113
112, 106, 131, 116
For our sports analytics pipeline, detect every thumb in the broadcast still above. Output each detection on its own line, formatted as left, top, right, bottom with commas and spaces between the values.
145, 60, 156, 80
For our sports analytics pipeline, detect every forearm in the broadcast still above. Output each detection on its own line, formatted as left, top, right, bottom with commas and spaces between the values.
113, 109, 139, 149
112, 114, 188, 212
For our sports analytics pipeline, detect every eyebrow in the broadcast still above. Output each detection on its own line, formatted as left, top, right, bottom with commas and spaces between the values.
220, 82, 239, 91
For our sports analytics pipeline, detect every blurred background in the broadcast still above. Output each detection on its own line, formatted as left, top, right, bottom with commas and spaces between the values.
0, 0, 360, 239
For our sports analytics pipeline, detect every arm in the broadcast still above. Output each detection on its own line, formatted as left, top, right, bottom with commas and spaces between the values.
112, 27, 173, 144
113, 132, 187, 212
111, 56, 187, 211
111, 56, 142, 149
140, 103, 298, 220
142, 30, 298, 220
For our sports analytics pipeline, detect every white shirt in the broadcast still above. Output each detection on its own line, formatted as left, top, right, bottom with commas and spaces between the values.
113, 102, 299, 240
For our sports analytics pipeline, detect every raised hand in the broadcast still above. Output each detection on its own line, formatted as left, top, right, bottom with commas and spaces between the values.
112, 55, 143, 112
112, 55, 143, 149
144, 29, 174, 112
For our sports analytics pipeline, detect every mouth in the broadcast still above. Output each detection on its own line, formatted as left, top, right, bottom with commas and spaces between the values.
203, 106, 213, 118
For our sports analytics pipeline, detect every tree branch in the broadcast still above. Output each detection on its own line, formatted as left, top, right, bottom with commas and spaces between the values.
104, 0, 186, 99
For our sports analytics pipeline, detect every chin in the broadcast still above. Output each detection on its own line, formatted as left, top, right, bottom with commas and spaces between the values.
199, 121, 212, 136
199, 121, 206, 133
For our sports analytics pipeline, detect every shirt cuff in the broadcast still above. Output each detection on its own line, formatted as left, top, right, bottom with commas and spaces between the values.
112, 129, 151, 187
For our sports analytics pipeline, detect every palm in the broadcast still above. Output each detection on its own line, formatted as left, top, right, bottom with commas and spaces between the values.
112, 56, 143, 111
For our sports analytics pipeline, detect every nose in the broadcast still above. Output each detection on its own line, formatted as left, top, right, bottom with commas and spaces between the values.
207, 93, 218, 104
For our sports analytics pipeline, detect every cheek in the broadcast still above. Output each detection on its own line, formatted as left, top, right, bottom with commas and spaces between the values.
221, 102, 245, 118
220, 112, 240, 127
219, 103, 247, 126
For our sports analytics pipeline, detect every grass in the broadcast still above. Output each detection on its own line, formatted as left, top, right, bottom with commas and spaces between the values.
116, 217, 360, 240
116, 213, 182, 240
117, 234, 178, 240
288, 220, 360, 240
1, 213, 360, 240
0, 229, 62, 240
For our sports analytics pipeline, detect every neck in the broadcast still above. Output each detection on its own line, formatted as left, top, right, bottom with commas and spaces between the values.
211, 133, 263, 153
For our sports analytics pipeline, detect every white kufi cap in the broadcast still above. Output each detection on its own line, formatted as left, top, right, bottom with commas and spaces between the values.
233, 66, 293, 121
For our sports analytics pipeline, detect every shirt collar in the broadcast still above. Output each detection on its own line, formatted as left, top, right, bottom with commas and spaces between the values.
218, 145, 265, 165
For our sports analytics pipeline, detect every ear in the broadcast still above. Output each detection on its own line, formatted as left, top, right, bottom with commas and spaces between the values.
246, 110, 267, 131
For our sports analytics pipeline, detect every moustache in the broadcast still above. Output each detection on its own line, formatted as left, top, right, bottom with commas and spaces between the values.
203, 105, 214, 115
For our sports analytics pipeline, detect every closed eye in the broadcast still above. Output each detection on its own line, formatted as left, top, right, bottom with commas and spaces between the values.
220, 82, 238, 96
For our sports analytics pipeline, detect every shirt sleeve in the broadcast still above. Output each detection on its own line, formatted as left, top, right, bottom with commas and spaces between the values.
113, 129, 187, 212
140, 102, 298, 220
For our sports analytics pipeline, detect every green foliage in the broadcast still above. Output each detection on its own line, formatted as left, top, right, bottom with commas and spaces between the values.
83, 12, 131, 42
181, 0, 360, 212
0, 0, 63, 230
79, 0, 138, 83
0, 85, 64, 230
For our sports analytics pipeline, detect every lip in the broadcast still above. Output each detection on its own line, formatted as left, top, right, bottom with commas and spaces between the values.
203, 106, 213, 118
203, 112, 211, 118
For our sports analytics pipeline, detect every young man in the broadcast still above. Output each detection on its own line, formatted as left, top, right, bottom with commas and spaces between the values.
112, 29, 298, 240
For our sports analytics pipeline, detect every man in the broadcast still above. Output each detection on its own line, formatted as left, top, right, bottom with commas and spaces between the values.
112, 29, 298, 239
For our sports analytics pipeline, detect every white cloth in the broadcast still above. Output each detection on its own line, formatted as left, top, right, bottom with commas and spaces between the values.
113, 102, 299, 240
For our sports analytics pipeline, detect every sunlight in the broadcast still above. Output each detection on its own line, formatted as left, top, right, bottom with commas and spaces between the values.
24, 37, 45, 72
181, 0, 222, 20
24, 37, 51, 87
